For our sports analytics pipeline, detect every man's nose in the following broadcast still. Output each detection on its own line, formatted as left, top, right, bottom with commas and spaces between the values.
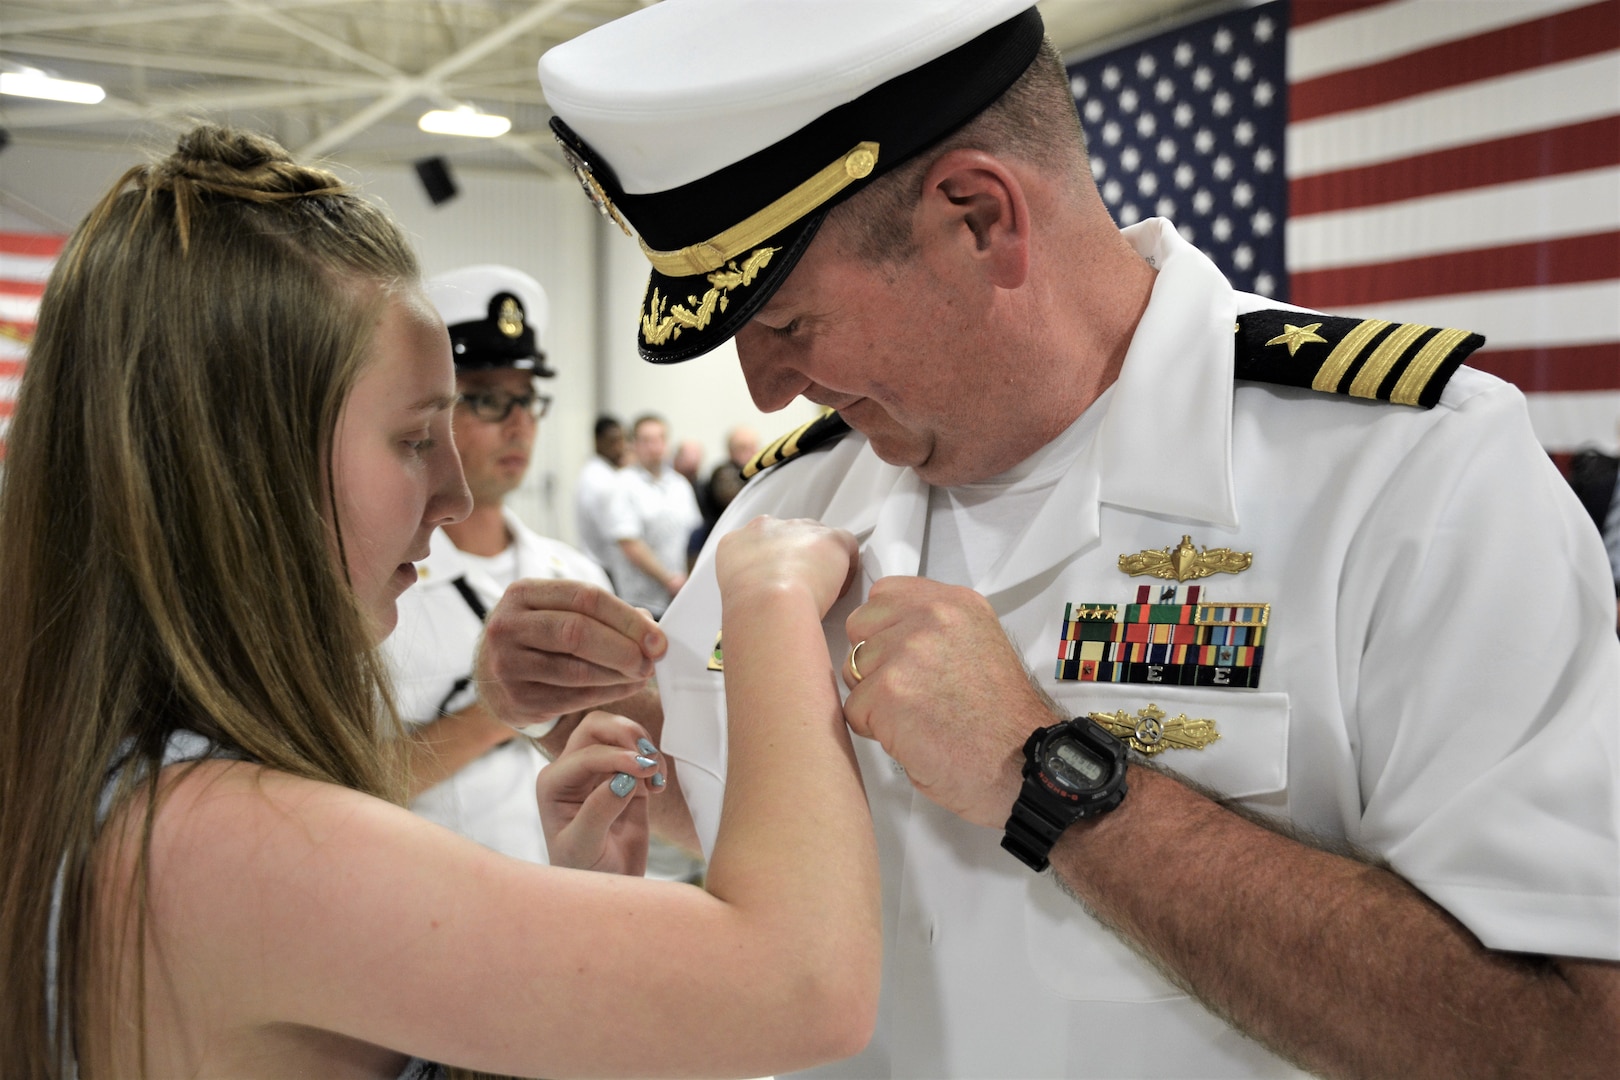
736, 333, 810, 413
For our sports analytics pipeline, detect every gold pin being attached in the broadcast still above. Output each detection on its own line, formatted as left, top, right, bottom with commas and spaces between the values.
1119, 535, 1252, 582
1089, 703, 1220, 755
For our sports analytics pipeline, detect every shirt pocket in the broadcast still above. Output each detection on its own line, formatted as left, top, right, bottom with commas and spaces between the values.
1022, 686, 1291, 1001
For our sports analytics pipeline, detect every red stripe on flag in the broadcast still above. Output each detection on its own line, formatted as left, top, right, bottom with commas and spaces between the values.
0, 280, 47, 299
1468, 343, 1620, 393
0, 233, 66, 257
1290, 231, 1620, 307
1290, 116, 1620, 215
0, 359, 25, 378
0, 400, 14, 418
1291, 2, 1620, 121
1291, 0, 1396, 29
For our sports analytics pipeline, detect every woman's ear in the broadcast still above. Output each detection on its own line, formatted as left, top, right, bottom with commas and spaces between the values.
916, 148, 1031, 289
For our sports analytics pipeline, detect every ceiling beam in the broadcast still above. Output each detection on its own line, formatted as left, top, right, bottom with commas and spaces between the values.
296, 0, 578, 159
1, 36, 383, 86
2, 0, 347, 37
228, 0, 403, 80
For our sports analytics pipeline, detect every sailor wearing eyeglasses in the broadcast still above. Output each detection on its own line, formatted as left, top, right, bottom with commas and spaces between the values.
384, 264, 612, 864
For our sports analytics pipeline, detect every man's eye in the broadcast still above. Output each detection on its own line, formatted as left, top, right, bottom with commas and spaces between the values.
770, 318, 800, 338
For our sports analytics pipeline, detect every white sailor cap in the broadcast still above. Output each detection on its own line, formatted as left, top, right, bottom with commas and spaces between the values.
426, 264, 554, 377
539, 0, 1042, 364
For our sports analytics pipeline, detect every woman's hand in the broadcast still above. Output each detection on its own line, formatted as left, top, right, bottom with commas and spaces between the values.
536, 711, 664, 875
715, 516, 859, 619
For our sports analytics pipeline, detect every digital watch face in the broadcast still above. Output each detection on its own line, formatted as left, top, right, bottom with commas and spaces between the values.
1044, 737, 1106, 793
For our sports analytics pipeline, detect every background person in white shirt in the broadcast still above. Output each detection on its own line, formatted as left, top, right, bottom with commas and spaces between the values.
603, 414, 703, 618
387, 264, 613, 864
575, 414, 626, 577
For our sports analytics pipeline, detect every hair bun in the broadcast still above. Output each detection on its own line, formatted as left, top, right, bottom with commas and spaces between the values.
154, 124, 345, 200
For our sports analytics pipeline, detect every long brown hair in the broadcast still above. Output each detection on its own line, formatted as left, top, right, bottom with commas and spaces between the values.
0, 125, 421, 1076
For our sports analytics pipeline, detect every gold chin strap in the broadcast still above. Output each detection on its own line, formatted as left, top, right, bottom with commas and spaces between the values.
640, 141, 880, 278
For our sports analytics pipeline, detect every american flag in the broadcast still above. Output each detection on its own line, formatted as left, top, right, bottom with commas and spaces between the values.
0, 232, 63, 459
1069, 0, 1620, 453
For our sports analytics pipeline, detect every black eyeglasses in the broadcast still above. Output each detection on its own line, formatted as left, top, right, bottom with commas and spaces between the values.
457, 389, 552, 423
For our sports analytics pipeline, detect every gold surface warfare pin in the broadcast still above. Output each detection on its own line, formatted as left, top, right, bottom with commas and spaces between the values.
1119, 534, 1253, 582
1089, 703, 1220, 755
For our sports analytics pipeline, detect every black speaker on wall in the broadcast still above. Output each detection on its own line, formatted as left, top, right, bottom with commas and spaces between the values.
413, 155, 458, 206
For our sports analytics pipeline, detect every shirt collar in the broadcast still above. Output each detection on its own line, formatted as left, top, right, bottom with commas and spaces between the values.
1095, 217, 1240, 529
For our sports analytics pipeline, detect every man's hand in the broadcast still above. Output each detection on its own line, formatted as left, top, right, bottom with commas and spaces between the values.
475, 579, 665, 732
842, 576, 1058, 829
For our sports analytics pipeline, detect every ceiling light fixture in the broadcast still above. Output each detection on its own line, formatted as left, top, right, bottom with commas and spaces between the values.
0, 68, 105, 104
418, 105, 510, 138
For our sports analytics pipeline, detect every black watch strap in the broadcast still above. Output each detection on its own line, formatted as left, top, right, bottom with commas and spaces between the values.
1000, 781, 1071, 871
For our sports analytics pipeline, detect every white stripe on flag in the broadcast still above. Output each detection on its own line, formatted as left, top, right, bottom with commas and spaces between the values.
1524, 391, 1620, 449
1287, 52, 1620, 176
1287, 167, 1620, 270
1331, 280, 1620, 351
0, 294, 42, 322
1288, 0, 1595, 80
0, 252, 59, 283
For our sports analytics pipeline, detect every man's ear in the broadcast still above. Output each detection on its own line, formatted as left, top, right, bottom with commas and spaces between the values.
917, 148, 1030, 289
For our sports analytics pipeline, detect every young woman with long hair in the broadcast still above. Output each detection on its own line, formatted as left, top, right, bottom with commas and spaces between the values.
0, 125, 878, 1079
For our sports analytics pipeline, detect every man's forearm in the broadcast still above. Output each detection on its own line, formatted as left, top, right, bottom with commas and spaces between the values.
1051, 766, 1620, 1078
618, 538, 679, 594
402, 702, 515, 799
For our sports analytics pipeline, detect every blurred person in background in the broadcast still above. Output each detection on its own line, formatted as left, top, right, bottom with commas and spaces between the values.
603, 413, 702, 618
576, 414, 626, 579
387, 264, 612, 863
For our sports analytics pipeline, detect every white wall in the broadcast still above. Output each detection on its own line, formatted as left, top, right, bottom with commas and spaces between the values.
1, 141, 821, 548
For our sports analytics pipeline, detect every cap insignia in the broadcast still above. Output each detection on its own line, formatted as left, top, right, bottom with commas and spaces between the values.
1119, 534, 1252, 582
642, 246, 779, 346
560, 141, 633, 238
496, 297, 524, 338
1089, 704, 1220, 756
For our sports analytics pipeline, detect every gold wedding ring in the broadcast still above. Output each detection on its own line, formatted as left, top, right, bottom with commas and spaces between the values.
848, 639, 867, 683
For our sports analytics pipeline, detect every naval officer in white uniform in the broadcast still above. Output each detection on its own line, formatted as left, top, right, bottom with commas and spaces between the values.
477, 2, 1618, 1075
386, 265, 612, 864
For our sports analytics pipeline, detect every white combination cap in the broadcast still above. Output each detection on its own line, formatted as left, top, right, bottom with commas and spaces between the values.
426, 264, 554, 376
539, 0, 1042, 364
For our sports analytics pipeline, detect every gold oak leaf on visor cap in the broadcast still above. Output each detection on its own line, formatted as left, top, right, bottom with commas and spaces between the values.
539, 0, 1044, 364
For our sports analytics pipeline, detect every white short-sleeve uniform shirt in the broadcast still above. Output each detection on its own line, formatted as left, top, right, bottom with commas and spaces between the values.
602, 463, 703, 613
575, 454, 624, 570
386, 508, 611, 865
657, 220, 1620, 1078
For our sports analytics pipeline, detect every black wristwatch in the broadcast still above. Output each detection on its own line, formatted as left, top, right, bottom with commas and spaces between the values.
1001, 716, 1129, 872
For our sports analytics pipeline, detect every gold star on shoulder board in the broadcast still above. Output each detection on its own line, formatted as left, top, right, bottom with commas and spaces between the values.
1265, 321, 1327, 356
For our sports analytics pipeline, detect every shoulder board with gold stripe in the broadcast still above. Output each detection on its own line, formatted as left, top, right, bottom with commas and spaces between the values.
741, 408, 852, 480
1234, 310, 1483, 409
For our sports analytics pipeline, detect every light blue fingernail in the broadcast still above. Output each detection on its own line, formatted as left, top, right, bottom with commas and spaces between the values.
637, 737, 658, 756
634, 754, 658, 769
609, 772, 636, 797
651, 772, 667, 789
